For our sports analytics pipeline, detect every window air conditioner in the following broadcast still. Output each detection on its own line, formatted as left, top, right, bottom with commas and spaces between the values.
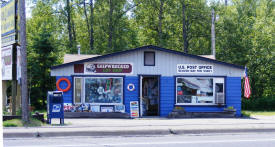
216, 93, 224, 104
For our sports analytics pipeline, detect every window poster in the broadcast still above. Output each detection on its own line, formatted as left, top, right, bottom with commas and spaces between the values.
85, 77, 123, 104
91, 105, 100, 112
130, 101, 139, 118
115, 105, 125, 113
100, 106, 114, 112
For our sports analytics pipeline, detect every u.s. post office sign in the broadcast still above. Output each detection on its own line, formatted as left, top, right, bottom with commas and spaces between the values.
177, 64, 213, 74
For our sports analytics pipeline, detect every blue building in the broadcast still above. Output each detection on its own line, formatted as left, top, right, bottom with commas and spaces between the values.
51, 45, 244, 117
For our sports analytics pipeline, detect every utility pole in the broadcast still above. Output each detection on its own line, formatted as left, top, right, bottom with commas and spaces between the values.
11, 0, 19, 115
211, 9, 216, 59
19, 0, 29, 123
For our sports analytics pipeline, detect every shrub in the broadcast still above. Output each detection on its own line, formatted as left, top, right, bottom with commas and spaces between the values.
3, 119, 23, 127
242, 97, 275, 111
3, 118, 44, 127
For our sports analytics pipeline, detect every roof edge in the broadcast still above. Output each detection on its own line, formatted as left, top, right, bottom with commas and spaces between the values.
51, 45, 244, 70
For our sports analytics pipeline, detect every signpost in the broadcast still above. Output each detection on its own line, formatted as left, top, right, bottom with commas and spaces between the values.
130, 101, 139, 118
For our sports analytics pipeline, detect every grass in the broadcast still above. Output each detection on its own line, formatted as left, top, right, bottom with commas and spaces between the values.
3, 119, 23, 127
3, 118, 45, 127
242, 110, 275, 116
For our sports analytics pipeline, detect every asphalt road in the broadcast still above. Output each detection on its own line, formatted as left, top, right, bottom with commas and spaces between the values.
4, 132, 275, 147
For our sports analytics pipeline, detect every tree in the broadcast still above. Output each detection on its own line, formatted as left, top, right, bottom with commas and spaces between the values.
19, 0, 29, 123
89, 0, 94, 50
215, 0, 275, 99
27, 0, 62, 109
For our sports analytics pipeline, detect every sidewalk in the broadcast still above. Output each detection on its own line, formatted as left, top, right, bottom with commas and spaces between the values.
4, 115, 275, 138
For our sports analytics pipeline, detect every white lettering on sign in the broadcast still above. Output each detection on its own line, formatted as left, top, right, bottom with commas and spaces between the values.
177, 64, 213, 74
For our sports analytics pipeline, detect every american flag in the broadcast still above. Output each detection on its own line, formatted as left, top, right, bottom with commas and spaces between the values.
244, 67, 251, 98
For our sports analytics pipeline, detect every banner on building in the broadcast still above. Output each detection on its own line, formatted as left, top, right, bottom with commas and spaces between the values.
85, 63, 133, 74
177, 64, 213, 74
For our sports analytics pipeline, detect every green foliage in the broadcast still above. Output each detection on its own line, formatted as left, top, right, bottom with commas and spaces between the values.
215, 0, 275, 99
3, 118, 44, 127
3, 119, 23, 127
27, 0, 62, 109
242, 111, 275, 116
242, 97, 275, 111
26, 0, 274, 109
241, 111, 251, 117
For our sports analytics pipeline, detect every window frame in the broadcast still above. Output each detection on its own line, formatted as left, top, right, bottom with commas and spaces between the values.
175, 76, 225, 106
144, 51, 155, 66
74, 77, 84, 104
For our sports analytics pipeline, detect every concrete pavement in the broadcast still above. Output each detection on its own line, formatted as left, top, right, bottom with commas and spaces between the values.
4, 115, 275, 138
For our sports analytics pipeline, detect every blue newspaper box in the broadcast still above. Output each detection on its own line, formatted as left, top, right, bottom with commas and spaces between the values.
47, 91, 64, 124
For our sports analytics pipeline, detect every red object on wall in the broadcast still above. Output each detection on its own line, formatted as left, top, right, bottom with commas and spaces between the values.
177, 91, 183, 95
56, 78, 71, 92
74, 64, 84, 73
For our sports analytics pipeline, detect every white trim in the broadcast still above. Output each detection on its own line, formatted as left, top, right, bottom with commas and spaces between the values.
73, 77, 83, 104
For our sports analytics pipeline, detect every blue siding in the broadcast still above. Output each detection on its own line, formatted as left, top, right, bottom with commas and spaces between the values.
56, 76, 73, 103
124, 76, 139, 114
226, 77, 242, 117
160, 77, 175, 116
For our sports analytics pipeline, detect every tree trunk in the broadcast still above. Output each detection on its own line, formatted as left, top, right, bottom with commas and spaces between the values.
72, 20, 77, 42
225, 0, 228, 6
211, 9, 216, 59
66, 0, 73, 49
181, 0, 188, 53
19, 0, 29, 123
158, 0, 164, 47
108, 0, 114, 51
83, 0, 90, 36
89, 0, 94, 50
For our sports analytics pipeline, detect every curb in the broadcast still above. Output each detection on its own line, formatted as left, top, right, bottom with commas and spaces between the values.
4, 128, 275, 138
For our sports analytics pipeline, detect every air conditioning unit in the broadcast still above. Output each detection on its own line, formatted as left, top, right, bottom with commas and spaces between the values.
216, 93, 224, 104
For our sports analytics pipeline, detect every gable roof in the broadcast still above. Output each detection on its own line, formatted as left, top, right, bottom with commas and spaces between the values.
51, 45, 244, 70
63, 54, 100, 63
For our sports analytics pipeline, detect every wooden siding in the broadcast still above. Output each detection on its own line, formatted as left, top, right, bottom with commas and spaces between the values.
160, 77, 175, 116
226, 77, 242, 117
51, 48, 244, 77
124, 76, 139, 114
56, 76, 73, 103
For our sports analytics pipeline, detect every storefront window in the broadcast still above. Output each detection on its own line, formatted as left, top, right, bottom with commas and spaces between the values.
85, 77, 123, 104
176, 77, 224, 105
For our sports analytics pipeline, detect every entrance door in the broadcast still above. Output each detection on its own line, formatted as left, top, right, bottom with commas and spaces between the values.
140, 75, 159, 116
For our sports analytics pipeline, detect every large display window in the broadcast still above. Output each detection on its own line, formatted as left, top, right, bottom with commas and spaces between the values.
74, 77, 123, 104
176, 77, 224, 105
